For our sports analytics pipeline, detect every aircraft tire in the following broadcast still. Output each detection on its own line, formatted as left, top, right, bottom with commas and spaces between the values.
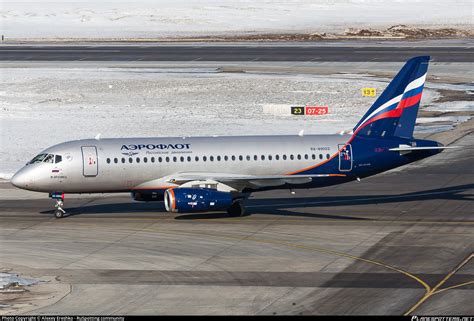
227, 201, 246, 217
54, 209, 64, 219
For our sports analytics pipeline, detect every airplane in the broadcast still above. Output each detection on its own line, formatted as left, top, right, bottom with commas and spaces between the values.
11, 56, 452, 219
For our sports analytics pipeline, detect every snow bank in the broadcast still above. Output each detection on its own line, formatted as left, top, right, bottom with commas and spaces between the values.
0, 272, 42, 289
1, 0, 472, 39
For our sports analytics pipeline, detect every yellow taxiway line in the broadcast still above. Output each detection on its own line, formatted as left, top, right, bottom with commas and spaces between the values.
404, 253, 473, 315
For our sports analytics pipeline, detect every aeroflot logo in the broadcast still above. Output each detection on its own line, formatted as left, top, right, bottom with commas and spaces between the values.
121, 143, 191, 151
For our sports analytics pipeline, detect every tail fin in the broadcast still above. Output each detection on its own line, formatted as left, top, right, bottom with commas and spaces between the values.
353, 56, 429, 139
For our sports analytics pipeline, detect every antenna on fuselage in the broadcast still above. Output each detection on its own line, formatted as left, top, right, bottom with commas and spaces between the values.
95, 133, 101, 140
298, 129, 304, 137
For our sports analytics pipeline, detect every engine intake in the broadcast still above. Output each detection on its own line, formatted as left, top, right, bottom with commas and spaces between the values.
164, 188, 233, 213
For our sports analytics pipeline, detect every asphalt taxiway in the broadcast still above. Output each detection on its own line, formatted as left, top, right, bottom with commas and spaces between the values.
1, 43, 473, 62
1, 132, 472, 315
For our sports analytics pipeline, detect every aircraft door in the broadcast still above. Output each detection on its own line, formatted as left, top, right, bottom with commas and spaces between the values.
81, 146, 98, 177
338, 144, 353, 172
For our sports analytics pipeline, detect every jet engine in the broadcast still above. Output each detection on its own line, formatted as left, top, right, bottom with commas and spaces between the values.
164, 187, 233, 213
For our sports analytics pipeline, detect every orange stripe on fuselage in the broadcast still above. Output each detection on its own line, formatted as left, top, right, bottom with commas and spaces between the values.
285, 144, 348, 175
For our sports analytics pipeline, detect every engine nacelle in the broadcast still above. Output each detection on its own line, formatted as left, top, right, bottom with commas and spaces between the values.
131, 190, 165, 202
164, 188, 233, 213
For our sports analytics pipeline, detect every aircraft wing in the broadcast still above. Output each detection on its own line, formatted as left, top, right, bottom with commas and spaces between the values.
164, 172, 347, 191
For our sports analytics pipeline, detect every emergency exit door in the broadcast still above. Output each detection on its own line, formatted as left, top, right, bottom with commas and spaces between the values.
81, 146, 98, 177
338, 144, 353, 172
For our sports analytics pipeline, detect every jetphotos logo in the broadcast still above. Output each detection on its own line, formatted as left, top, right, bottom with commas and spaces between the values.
121, 143, 191, 156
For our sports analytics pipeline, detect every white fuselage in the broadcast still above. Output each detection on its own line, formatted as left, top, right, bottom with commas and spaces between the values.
11, 134, 350, 193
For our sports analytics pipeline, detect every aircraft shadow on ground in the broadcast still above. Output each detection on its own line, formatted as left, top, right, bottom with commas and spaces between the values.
39, 183, 473, 220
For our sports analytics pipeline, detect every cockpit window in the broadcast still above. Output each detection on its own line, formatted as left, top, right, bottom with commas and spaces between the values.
43, 154, 55, 163
29, 153, 47, 164
29, 153, 63, 165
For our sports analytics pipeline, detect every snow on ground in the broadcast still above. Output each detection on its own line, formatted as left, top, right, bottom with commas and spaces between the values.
0, 66, 447, 178
0, 272, 42, 289
417, 116, 472, 124
1, 0, 472, 39
425, 101, 474, 112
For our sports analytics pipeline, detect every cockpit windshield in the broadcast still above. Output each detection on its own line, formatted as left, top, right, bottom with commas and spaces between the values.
43, 154, 54, 163
29, 153, 47, 164
29, 153, 63, 164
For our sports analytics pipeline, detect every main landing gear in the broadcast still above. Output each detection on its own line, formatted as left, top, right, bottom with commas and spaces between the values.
49, 192, 66, 219
227, 200, 246, 217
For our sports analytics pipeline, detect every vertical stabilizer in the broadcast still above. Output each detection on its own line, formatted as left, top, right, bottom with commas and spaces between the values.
353, 56, 429, 139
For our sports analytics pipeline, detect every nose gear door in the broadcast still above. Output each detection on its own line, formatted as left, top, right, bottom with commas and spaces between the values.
81, 146, 98, 177
338, 144, 353, 172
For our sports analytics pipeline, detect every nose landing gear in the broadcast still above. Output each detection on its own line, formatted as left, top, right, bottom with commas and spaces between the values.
50, 192, 66, 219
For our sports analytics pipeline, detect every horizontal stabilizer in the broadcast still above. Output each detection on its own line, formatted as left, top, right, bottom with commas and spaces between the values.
389, 145, 458, 155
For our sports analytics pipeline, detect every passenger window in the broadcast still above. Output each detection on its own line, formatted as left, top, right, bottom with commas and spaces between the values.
290, 155, 294, 160
121, 158, 125, 163
224, 155, 228, 161
195, 156, 199, 162
283, 155, 287, 160
173, 156, 177, 162
254, 155, 258, 161
319, 154, 323, 160
106, 158, 111, 164
43, 154, 54, 163
180, 156, 184, 162
239, 155, 243, 161
144, 157, 148, 163
312, 154, 316, 160
151, 157, 155, 163
55, 155, 62, 163
268, 155, 272, 161
276, 155, 279, 160
136, 157, 140, 163
187, 156, 191, 162
297, 154, 301, 160
203, 156, 207, 162
217, 156, 221, 161
159, 157, 162, 163
246, 155, 251, 161
210, 156, 214, 161
232, 155, 236, 161
129, 158, 133, 163
114, 158, 118, 164
261, 155, 265, 161
165, 157, 170, 162
305, 154, 308, 160
326, 154, 330, 159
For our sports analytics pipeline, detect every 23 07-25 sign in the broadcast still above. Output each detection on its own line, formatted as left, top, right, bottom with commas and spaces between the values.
291, 106, 328, 116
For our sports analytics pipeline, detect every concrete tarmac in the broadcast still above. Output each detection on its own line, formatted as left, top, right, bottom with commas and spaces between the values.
1, 44, 473, 62
1, 133, 473, 315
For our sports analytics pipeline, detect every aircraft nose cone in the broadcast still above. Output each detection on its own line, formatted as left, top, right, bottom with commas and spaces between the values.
11, 168, 33, 190
11, 171, 24, 188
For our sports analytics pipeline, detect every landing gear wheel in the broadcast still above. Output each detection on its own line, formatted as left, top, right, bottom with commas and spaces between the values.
227, 201, 246, 217
50, 193, 66, 219
54, 209, 65, 219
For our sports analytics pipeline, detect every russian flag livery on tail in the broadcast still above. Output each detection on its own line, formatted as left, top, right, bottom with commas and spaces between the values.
353, 56, 429, 139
